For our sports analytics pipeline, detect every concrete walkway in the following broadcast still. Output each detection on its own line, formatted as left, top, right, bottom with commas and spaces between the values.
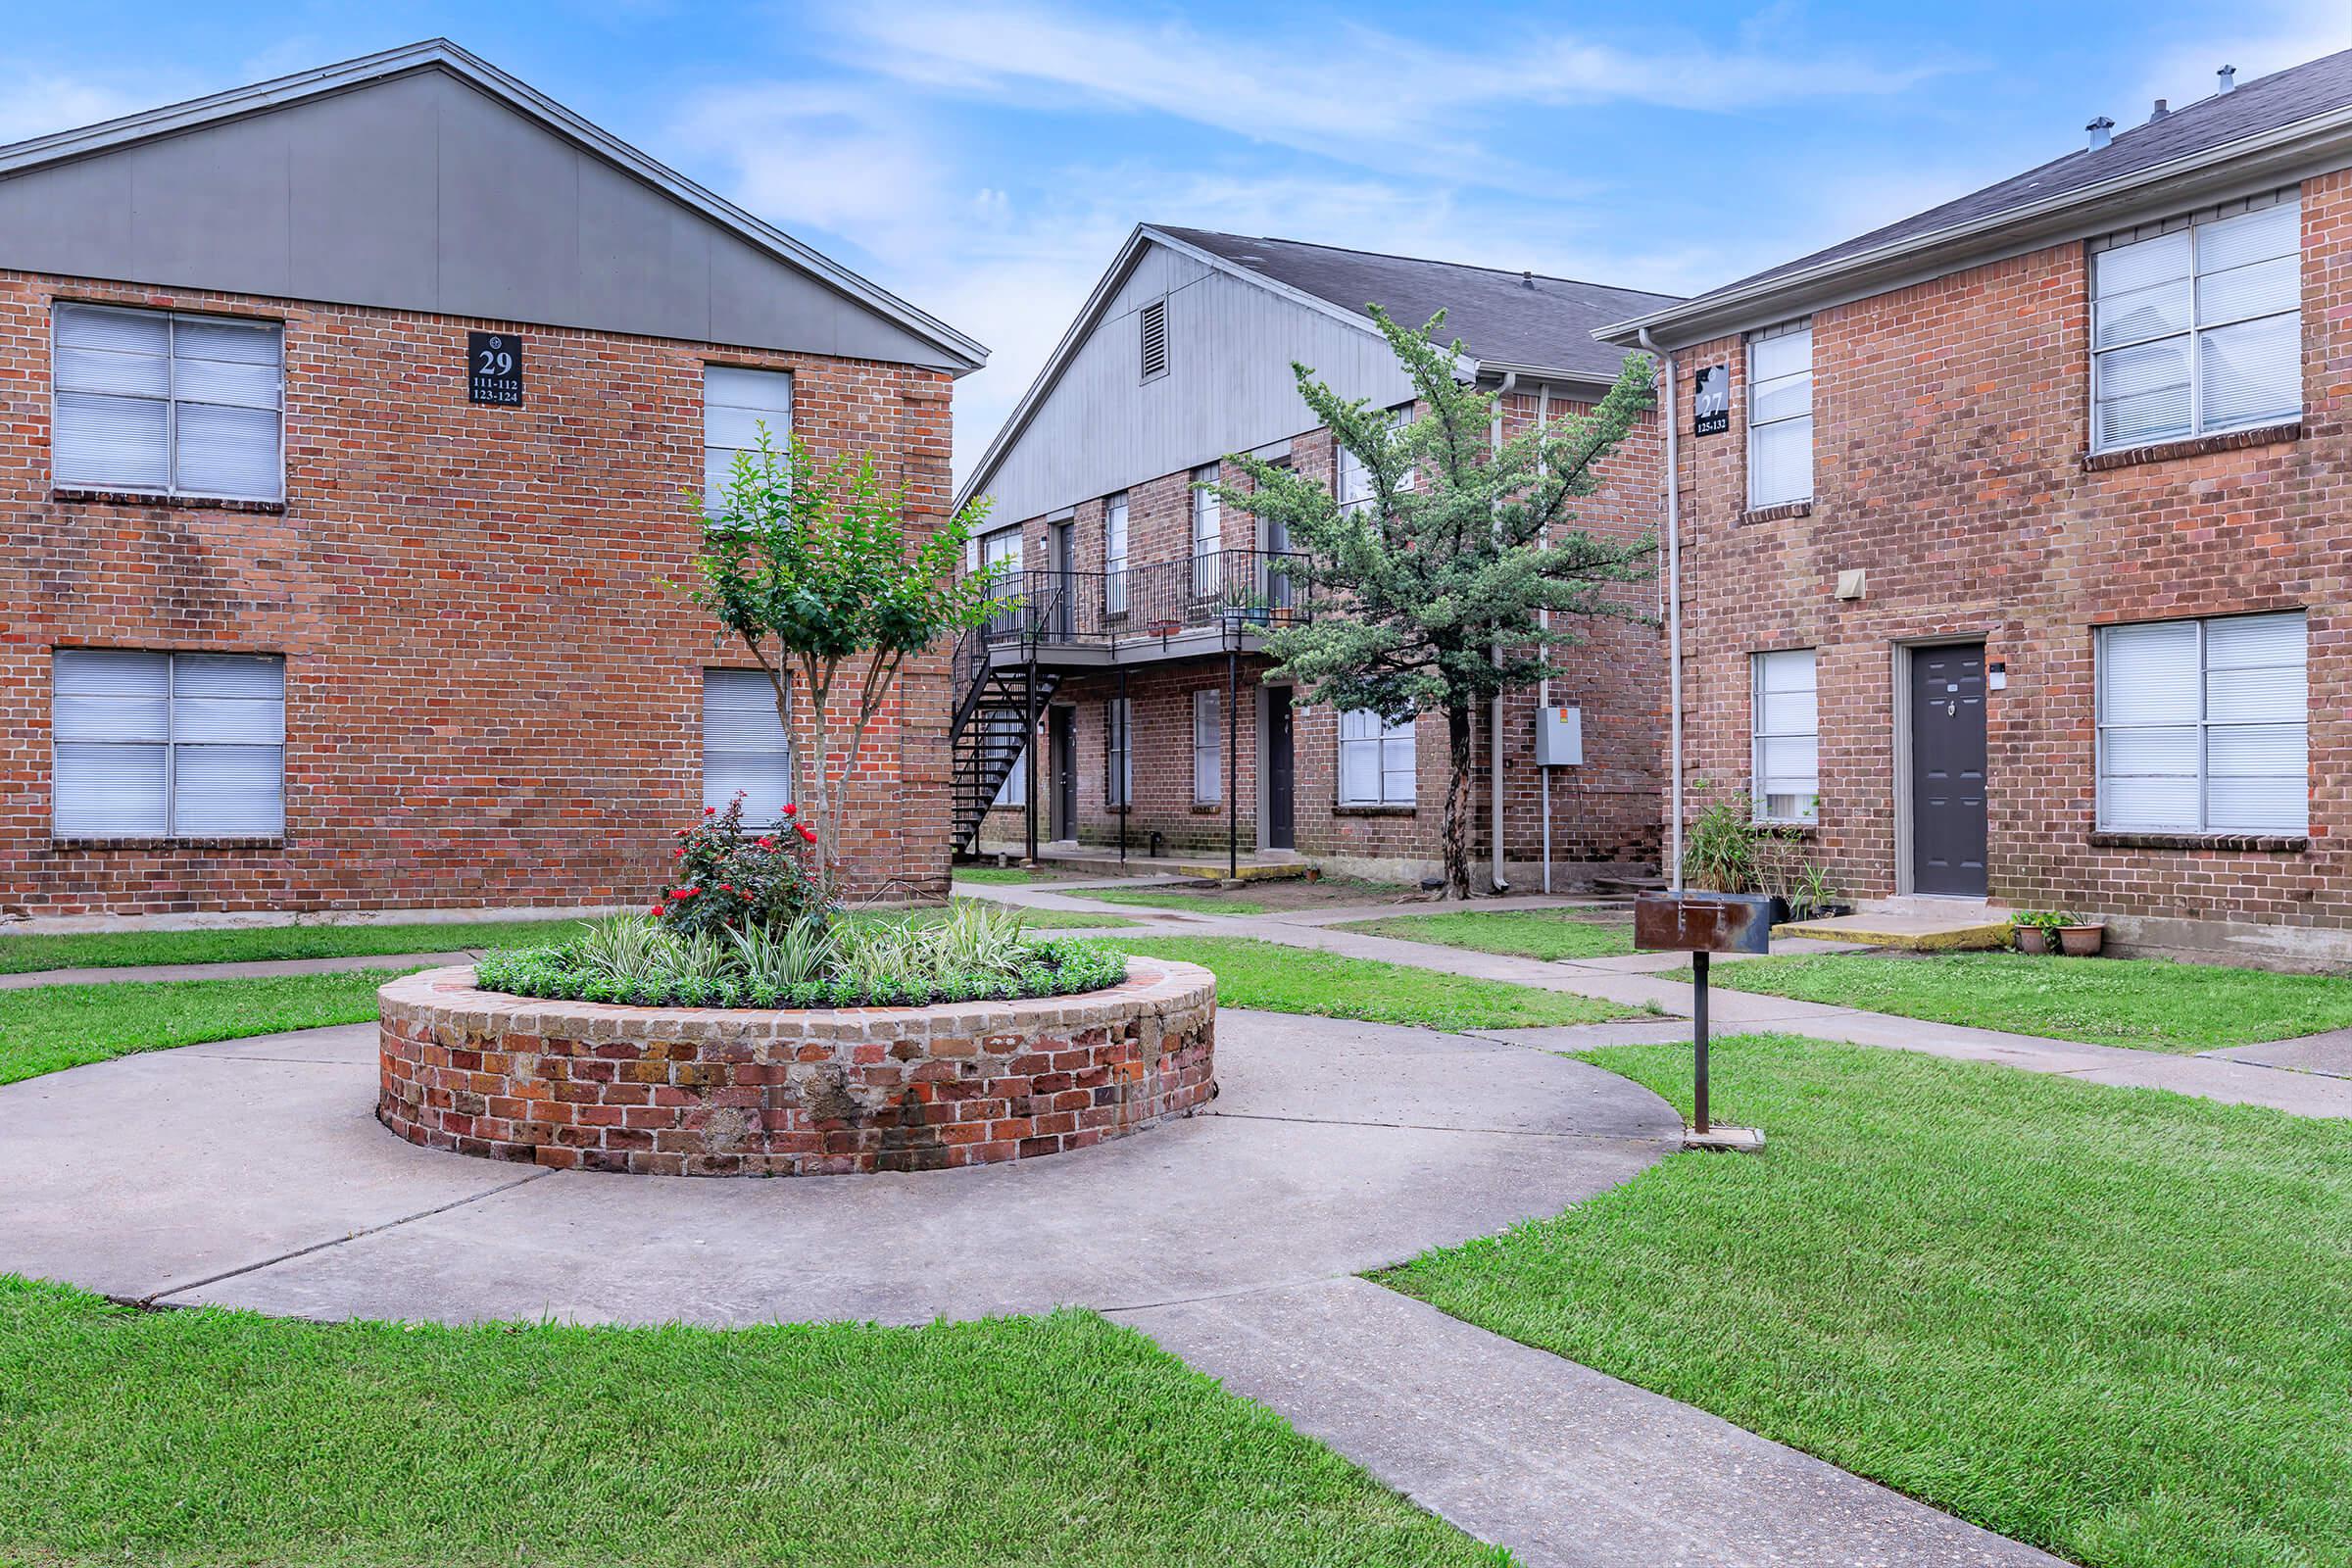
965, 882, 2352, 1119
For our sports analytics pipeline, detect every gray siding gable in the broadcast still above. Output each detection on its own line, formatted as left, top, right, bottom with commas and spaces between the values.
967, 233, 1416, 524
0, 49, 983, 372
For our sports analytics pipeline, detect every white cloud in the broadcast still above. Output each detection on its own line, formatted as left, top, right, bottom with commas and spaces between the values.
0, 71, 169, 145
2129, 0, 2352, 108
668, 82, 956, 241
820, 2, 1957, 182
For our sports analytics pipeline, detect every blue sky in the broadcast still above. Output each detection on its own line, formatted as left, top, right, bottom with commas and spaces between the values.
6, 1, 2348, 483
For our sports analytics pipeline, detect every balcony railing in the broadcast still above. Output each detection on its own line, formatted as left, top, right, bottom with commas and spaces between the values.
977, 548, 1312, 658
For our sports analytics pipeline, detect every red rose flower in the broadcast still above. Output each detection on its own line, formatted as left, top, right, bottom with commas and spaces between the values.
704, 806, 716, 816
649, 903, 667, 916
781, 804, 797, 817
797, 823, 817, 843
756, 836, 775, 850
673, 886, 699, 900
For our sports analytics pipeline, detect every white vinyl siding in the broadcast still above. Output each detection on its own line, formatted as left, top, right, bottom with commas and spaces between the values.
1139, 298, 1168, 381
2091, 195, 2300, 452
1750, 649, 1819, 824
702, 366, 793, 503
1339, 710, 1414, 806
2097, 612, 2307, 833
1746, 321, 1812, 509
1106, 698, 1132, 808
702, 668, 793, 828
53, 303, 283, 503
1190, 465, 1221, 596
1103, 493, 1129, 615
1193, 689, 1221, 804
52, 649, 285, 839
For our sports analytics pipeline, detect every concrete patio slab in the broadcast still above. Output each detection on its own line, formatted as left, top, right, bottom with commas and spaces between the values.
1121, 1278, 2065, 1568
0, 1009, 1679, 1326
2203, 1029, 2352, 1078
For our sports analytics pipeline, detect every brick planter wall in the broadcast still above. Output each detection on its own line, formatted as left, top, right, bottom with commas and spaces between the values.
376, 958, 1216, 1176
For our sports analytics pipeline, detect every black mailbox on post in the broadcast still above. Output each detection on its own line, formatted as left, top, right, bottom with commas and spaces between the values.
1635, 891, 1775, 1137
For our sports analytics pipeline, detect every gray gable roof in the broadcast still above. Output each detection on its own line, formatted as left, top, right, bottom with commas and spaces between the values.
1158, 226, 1681, 383
0, 39, 987, 373
1603, 47, 2352, 348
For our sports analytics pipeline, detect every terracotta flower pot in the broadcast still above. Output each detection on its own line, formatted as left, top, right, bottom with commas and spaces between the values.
2057, 923, 2106, 957
2014, 926, 2052, 956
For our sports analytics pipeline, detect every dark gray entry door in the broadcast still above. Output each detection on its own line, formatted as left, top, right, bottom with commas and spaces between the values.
1048, 708, 1076, 842
1264, 687, 1295, 851
1909, 643, 1988, 897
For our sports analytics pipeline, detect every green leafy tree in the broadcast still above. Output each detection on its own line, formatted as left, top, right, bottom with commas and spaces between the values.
1213, 308, 1657, 899
684, 430, 999, 891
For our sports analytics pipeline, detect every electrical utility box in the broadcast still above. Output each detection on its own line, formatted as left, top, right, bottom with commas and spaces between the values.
1535, 704, 1584, 766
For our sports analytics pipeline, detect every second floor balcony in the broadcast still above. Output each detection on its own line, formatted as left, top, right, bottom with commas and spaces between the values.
974, 547, 1314, 668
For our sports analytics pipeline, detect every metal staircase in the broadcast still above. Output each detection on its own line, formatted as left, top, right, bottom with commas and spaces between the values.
949, 623, 1055, 854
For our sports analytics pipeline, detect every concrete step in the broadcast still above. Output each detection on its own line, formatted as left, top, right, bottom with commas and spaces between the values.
1774, 904, 2014, 952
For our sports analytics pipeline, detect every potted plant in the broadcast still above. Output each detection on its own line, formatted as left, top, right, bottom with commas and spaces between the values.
1787, 861, 1849, 922
1217, 588, 1273, 626
2057, 916, 2107, 957
2010, 909, 2068, 955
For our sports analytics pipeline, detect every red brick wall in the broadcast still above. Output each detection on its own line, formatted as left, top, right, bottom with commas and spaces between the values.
979, 393, 1665, 881
1669, 166, 2352, 934
0, 271, 956, 917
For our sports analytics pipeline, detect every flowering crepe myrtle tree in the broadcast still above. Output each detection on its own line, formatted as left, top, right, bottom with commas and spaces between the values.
1210, 307, 1657, 900
684, 429, 1000, 892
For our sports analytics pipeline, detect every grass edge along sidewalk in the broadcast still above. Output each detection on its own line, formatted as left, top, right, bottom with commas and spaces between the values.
0, 968, 421, 1086
1698, 950, 2352, 1051
1111, 936, 1638, 1030
0, 1280, 1503, 1567
1383, 1034, 2352, 1568
1334, 907, 1636, 962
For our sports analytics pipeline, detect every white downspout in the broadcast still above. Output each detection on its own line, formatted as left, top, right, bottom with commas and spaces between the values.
1639, 328, 1684, 890
1490, 370, 1517, 895
1537, 381, 1552, 895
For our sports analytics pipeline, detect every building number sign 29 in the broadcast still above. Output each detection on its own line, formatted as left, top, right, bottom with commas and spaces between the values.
467, 331, 523, 406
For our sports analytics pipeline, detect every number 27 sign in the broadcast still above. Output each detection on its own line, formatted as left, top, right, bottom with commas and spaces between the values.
467, 331, 523, 406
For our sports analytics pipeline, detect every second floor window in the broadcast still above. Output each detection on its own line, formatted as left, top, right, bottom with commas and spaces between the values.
54, 303, 283, 503
1103, 493, 1129, 615
1193, 690, 1221, 804
2091, 194, 2301, 451
704, 367, 793, 502
1191, 465, 1221, 596
1746, 320, 1812, 509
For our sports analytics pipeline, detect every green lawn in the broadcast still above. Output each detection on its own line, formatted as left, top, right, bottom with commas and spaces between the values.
1384, 1036, 2352, 1568
0, 1279, 1494, 1568
1071, 887, 1271, 915
1704, 951, 2352, 1050
0, 918, 595, 976
1335, 907, 1635, 961
1113, 936, 1636, 1030
951, 865, 1053, 885
876, 900, 1135, 931
0, 970, 416, 1086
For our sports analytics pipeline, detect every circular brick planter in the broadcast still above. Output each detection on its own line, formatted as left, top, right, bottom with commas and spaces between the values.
377, 958, 1216, 1177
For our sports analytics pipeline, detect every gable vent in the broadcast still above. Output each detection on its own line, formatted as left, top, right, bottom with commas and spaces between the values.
1140, 298, 1168, 380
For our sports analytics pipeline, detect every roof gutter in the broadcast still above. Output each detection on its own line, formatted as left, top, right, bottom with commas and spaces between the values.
1639, 327, 1684, 890
1598, 103, 2352, 350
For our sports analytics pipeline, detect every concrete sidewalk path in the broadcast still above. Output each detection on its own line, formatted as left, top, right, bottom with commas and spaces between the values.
1123, 1277, 2064, 1568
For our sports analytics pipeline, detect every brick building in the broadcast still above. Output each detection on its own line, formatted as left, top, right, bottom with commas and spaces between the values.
1599, 51, 2352, 964
0, 42, 985, 922
952, 226, 1678, 888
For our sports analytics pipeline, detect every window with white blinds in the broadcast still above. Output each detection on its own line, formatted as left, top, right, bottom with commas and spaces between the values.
1746, 321, 1812, 509
1339, 709, 1415, 806
52, 649, 285, 839
702, 668, 794, 828
2097, 612, 2306, 833
1191, 465, 1221, 596
1750, 649, 1819, 824
53, 304, 283, 503
1104, 698, 1133, 808
703, 367, 793, 503
1193, 690, 1221, 804
1103, 493, 1129, 615
2091, 195, 2301, 451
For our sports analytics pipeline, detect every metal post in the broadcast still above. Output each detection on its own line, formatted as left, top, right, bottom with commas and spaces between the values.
1117, 663, 1129, 865
1022, 648, 1039, 863
1691, 949, 1711, 1133
1226, 639, 1240, 881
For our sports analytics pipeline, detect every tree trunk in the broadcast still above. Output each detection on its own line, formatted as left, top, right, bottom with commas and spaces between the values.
1442, 701, 1476, 901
